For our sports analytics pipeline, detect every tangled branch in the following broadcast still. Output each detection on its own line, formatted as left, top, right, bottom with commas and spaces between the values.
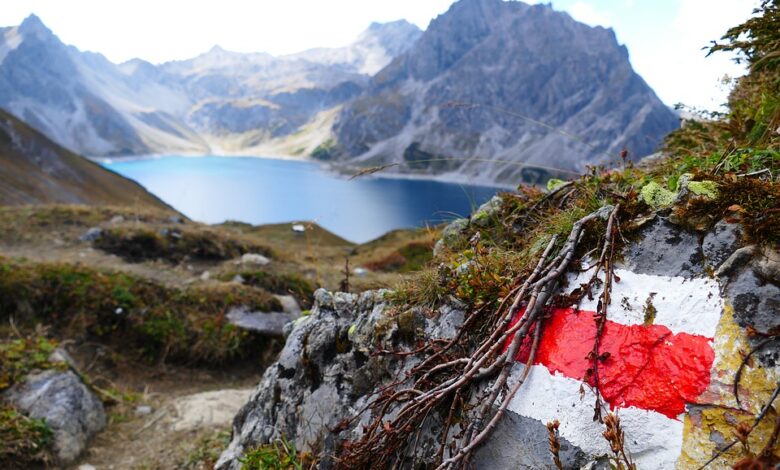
337, 203, 621, 469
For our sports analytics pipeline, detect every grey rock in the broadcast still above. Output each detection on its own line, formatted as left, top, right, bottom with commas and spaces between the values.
240, 253, 270, 266
702, 219, 743, 268
472, 195, 503, 227
226, 308, 295, 337
109, 215, 125, 224
715, 245, 756, 278
4, 369, 106, 464
135, 405, 153, 416
472, 411, 587, 469
753, 245, 780, 284
47, 347, 77, 369
621, 217, 704, 278
274, 294, 302, 317
433, 217, 469, 256
724, 267, 780, 335
219, 217, 779, 469
80, 227, 103, 242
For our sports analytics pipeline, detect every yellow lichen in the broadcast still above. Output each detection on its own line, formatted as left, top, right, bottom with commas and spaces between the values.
678, 304, 780, 468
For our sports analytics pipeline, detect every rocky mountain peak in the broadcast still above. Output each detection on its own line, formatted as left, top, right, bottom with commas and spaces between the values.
18, 13, 53, 39
331, 0, 679, 185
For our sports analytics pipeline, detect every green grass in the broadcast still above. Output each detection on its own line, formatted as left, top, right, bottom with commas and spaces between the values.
0, 258, 281, 363
240, 438, 312, 470
0, 404, 52, 468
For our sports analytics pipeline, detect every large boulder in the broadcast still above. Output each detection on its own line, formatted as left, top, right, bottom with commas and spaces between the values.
4, 369, 106, 464
218, 215, 779, 469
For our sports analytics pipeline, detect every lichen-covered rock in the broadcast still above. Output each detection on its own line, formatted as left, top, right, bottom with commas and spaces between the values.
433, 217, 469, 256
471, 195, 503, 227
4, 369, 106, 464
220, 215, 779, 469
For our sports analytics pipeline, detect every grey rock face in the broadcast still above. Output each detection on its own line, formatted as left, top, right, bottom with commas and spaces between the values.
621, 217, 705, 278
702, 219, 743, 268
4, 369, 106, 464
220, 211, 780, 469
332, 0, 679, 185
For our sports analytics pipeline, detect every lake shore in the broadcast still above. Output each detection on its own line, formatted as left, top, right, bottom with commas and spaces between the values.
91, 152, 517, 190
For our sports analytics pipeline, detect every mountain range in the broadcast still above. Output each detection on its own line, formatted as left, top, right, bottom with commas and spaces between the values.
0, 0, 679, 185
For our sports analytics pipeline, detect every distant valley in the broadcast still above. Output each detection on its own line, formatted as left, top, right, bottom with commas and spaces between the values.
0, 0, 679, 185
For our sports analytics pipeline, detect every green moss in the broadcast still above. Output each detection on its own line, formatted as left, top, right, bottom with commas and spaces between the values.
640, 182, 677, 209
183, 430, 231, 469
546, 178, 567, 191
687, 180, 719, 198
240, 437, 311, 470
0, 336, 62, 391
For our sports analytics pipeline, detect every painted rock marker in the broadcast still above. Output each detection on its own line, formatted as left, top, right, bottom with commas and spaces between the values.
503, 267, 724, 469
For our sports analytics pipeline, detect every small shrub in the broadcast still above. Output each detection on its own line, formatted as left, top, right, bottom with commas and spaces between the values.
0, 404, 52, 468
240, 438, 312, 470
94, 227, 273, 264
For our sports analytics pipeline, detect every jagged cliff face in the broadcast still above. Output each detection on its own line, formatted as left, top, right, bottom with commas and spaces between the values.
0, 16, 421, 156
330, 0, 679, 185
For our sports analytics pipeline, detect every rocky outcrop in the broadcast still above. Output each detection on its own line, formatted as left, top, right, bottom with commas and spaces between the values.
218, 212, 778, 469
3, 368, 106, 465
330, 0, 679, 185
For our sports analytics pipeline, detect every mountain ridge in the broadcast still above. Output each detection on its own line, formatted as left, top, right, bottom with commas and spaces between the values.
326, 0, 679, 185
0, 107, 174, 208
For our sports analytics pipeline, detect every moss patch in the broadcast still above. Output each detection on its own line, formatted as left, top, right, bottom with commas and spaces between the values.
94, 226, 274, 264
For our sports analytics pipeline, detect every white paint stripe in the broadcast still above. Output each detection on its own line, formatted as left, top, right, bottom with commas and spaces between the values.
568, 267, 723, 337
506, 363, 683, 470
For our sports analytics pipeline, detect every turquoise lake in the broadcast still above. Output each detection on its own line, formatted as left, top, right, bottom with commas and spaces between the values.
103, 156, 501, 243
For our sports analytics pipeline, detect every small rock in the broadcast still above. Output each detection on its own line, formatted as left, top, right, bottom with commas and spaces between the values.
232, 274, 245, 284
80, 227, 103, 242
471, 196, 503, 227
4, 370, 106, 464
753, 245, 780, 284
169, 389, 253, 432
227, 308, 294, 336
353, 267, 368, 277
168, 215, 184, 224
48, 347, 77, 369
715, 245, 756, 278
292, 224, 306, 233
200, 271, 211, 281
274, 295, 302, 317
135, 405, 153, 416
109, 215, 125, 224
78, 465, 97, 470
241, 253, 270, 266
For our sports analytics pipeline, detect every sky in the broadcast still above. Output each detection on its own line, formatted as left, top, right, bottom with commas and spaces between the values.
0, 0, 760, 110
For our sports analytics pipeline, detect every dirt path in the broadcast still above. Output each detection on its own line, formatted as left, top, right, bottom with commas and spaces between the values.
70, 359, 262, 470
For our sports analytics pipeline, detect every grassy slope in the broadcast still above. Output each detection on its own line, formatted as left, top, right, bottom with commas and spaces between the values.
0, 108, 172, 211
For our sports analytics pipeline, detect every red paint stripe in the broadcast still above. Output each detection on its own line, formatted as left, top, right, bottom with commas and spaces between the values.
506, 308, 715, 418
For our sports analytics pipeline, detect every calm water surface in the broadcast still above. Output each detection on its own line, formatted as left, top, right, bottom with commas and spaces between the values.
104, 156, 500, 243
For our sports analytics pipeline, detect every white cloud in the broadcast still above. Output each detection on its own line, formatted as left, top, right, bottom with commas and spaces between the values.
631, 0, 757, 110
